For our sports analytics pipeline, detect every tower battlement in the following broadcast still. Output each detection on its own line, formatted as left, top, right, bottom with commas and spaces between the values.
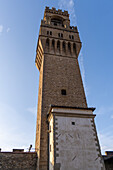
43, 6, 71, 29
45, 7, 69, 17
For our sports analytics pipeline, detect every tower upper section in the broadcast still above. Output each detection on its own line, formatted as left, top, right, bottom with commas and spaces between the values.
43, 7, 70, 28
35, 7, 82, 71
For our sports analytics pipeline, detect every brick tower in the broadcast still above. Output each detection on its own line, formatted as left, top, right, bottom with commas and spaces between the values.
35, 7, 105, 170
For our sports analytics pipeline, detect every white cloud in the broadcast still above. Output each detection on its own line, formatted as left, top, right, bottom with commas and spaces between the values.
27, 106, 37, 115
0, 25, 3, 33
7, 27, 10, 33
58, 0, 77, 25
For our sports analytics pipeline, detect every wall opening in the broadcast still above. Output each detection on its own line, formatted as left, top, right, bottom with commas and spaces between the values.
57, 41, 60, 51
73, 43, 76, 54
61, 89, 66, 95
72, 122, 75, 125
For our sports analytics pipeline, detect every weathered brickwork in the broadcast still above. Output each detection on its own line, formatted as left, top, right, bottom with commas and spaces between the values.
35, 7, 87, 170
0, 152, 37, 170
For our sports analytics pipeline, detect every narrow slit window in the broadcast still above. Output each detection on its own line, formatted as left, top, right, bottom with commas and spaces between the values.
57, 41, 60, 49
52, 39, 55, 47
73, 43, 76, 54
46, 38, 49, 46
69, 35, 71, 39
58, 33, 60, 37
63, 41, 65, 50
68, 42, 71, 52
61, 89, 66, 95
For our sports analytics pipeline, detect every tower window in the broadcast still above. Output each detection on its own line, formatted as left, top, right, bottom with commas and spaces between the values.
46, 38, 49, 46
57, 41, 60, 49
61, 89, 66, 95
73, 43, 76, 54
68, 42, 71, 52
51, 18, 63, 26
47, 31, 52, 36
52, 39, 55, 47
54, 23, 57, 26
69, 35, 74, 40
58, 33, 63, 38
72, 122, 75, 125
63, 41, 65, 50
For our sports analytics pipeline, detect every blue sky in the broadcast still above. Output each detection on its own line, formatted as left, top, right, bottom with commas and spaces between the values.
0, 0, 113, 154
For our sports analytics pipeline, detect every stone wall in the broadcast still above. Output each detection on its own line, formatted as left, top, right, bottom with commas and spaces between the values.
0, 152, 37, 170
48, 107, 105, 170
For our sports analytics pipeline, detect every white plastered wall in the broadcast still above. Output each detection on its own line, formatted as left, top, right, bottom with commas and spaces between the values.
49, 116, 54, 170
54, 113, 104, 170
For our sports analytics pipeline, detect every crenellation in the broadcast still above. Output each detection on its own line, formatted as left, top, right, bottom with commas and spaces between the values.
45, 6, 69, 17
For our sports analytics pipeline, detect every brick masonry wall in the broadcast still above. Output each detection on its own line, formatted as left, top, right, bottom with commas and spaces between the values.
0, 152, 37, 170
35, 8, 87, 170
35, 53, 88, 170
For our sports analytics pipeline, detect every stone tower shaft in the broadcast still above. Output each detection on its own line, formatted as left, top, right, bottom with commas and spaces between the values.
35, 7, 87, 170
